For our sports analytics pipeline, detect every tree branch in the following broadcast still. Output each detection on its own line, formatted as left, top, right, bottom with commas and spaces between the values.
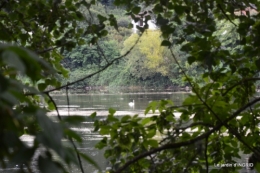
46, 93, 62, 121
41, 32, 143, 94
96, 42, 109, 63
223, 77, 260, 96
169, 47, 258, 157
36, 45, 61, 54
176, 122, 214, 131
46, 93, 85, 173
217, 3, 237, 27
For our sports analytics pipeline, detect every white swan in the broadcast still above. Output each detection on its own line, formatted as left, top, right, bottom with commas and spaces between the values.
128, 100, 135, 107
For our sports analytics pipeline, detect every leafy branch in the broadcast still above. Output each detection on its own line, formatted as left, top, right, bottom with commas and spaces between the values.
114, 96, 260, 173
168, 47, 257, 158
175, 122, 214, 131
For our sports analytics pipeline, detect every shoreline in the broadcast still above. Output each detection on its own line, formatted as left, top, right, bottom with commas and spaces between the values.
50, 91, 192, 96
48, 109, 182, 117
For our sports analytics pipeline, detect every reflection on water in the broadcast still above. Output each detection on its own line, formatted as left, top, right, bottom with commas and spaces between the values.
52, 92, 186, 112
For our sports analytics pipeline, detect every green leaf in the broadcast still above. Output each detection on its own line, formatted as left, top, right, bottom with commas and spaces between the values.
138, 158, 150, 168
146, 128, 156, 138
36, 110, 63, 156
64, 147, 78, 165
90, 0, 96, 5
107, 114, 119, 122
100, 126, 110, 135
143, 139, 158, 149
90, 112, 97, 119
47, 101, 55, 110
11, 146, 35, 164
147, 139, 158, 147
145, 101, 158, 114
38, 83, 47, 91
64, 129, 82, 143
2, 50, 25, 73
109, 108, 116, 115
0, 92, 19, 105
128, 23, 134, 29
161, 40, 171, 46
174, 5, 185, 15
132, 6, 141, 14
255, 163, 260, 172
100, 30, 108, 37
187, 56, 196, 65
121, 115, 131, 122
153, 4, 163, 13
0, 75, 9, 92
109, 14, 118, 31
97, 14, 107, 23
230, 140, 238, 147
141, 117, 151, 125
104, 149, 113, 158
95, 137, 107, 149
38, 155, 61, 173
255, 59, 260, 70
62, 116, 86, 124
165, 115, 175, 122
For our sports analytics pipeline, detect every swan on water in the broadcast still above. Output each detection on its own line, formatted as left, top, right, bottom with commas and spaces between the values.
129, 100, 135, 106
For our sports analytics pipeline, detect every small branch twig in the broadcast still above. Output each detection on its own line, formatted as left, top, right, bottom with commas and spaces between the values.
36, 45, 61, 54
66, 82, 70, 116
96, 42, 109, 63
175, 122, 214, 131
46, 93, 85, 173
46, 93, 62, 121
41, 32, 143, 94
223, 77, 260, 96
69, 137, 85, 173
168, 103, 204, 109
205, 136, 209, 173
217, 3, 237, 27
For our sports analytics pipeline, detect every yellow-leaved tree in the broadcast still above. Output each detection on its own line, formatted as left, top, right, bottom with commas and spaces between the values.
122, 30, 170, 79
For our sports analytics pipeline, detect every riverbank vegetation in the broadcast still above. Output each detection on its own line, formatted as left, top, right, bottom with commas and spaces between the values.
60, 2, 201, 89
1, 0, 260, 173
